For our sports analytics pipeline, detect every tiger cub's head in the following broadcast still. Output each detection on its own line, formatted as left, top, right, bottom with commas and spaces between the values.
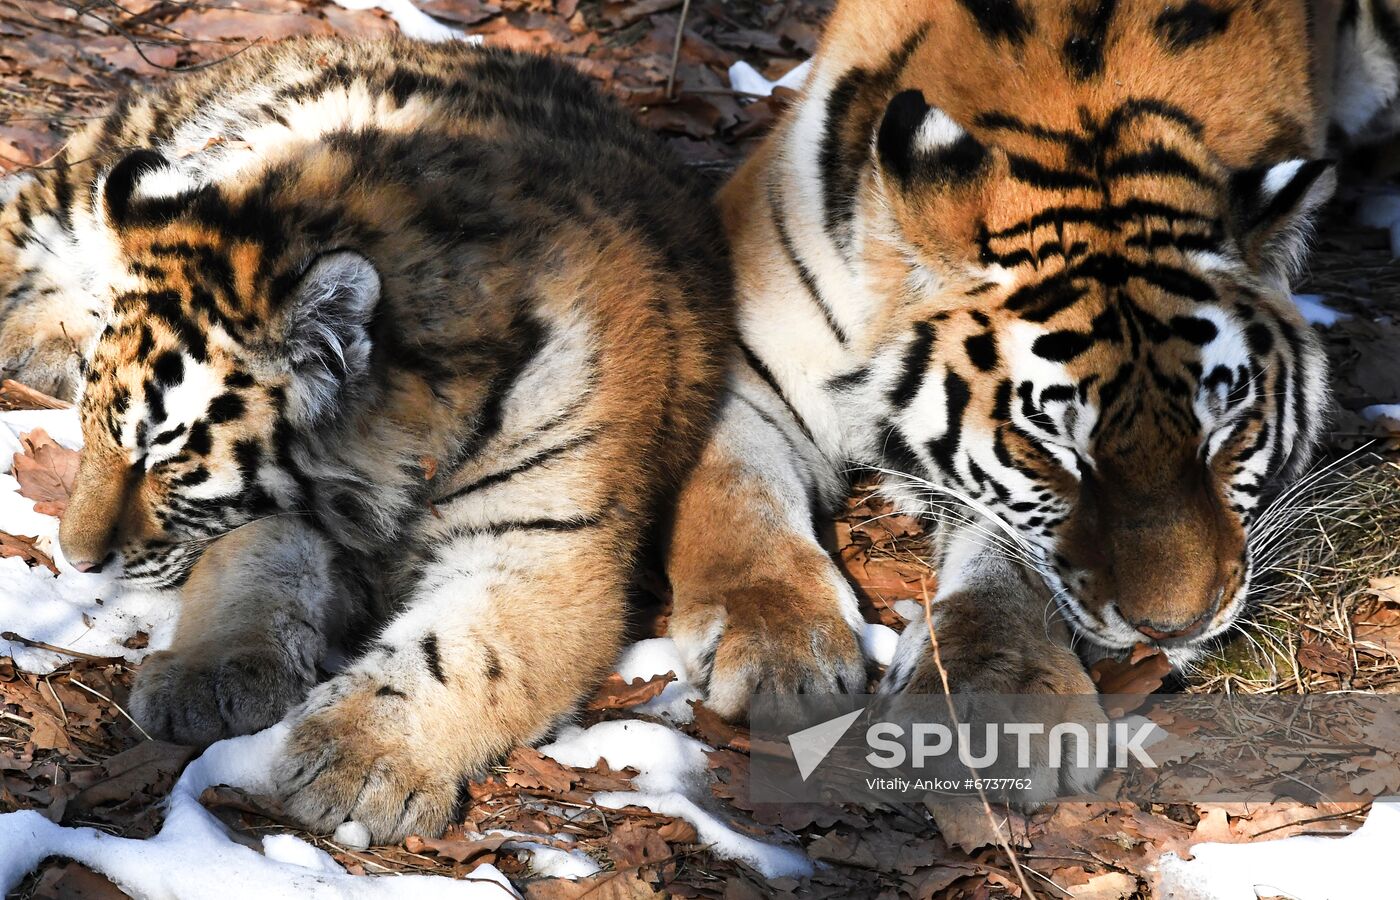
867, 93, 1332, 661
57, 150, 380, 588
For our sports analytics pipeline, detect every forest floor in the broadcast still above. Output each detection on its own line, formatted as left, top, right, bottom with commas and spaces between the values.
2, 1, 1399, 898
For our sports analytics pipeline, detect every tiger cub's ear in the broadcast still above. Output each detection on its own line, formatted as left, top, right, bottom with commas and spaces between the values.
1230, 159, 1336, 277
876, 89, 988, 188
277, 250, 381, 425
100, 149, 201, 227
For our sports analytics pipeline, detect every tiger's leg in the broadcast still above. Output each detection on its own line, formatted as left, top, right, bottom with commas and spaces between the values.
880, 515, 1105, 799
129, 516, 345, 746
275, 528, 629, 842
666, 372, 867, 719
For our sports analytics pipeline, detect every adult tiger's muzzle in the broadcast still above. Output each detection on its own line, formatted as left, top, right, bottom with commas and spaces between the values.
1061, 453, 1246, 645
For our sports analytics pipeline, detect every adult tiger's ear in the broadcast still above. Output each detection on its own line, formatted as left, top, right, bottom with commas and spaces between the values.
279, 250, 381, 425
876, 89, 988, 189
1230, 158, 1336, 277
100, 149, 200, 227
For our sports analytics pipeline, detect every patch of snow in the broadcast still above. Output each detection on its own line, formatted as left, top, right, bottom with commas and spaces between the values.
861, 622, 898, 666
614, 637, 702, 723
511, 844, 600, 879
1362, 404, 1400, 426
1156, 800, 1400, 899
727, 59, 811, 98
540, 720, 812, 879
1291, 293, 1351, 328
333, 820, 373, 852
0, 723, 520, 897
541, 720, 709, 796
330, 0, 479, 43
261, 833, 345, 874
893, 599, 923, 622
592, 790, 812, 879
0, 410, 177, 674
1357, 186, 1400, 258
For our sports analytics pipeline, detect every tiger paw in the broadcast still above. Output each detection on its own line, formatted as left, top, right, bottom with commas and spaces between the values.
880, 594, 1107, 804
130, 646, 313, 747
674, 579, 869, 720
0, 295, 102, 401
275, 672, 462, 843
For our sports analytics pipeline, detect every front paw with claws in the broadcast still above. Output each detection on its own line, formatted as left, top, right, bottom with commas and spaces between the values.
275, 672, 464, 843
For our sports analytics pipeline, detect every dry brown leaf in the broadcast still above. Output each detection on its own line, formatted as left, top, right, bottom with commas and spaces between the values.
404, 832, 510, 865
0, 531, 58, 574
1090, 644, 1172, 716
4, 678, 76, 755
0, 380, 71, 411
606, 819, 671, 869
689, 701, 749, 752
524, 870, 662, 900
1190, 807, 1234, 843
504, 747, 575, 793
1296, 640, 1354, 676
589, 671, 675, 710
30, 861, 132, 900
1066, 872, 1137, 899
924, 799, 1027, 855
71, 741, 195, 810
12, 429, 79, 518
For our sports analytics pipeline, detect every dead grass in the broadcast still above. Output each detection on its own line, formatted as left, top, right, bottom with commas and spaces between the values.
1190, 456, 1400, 693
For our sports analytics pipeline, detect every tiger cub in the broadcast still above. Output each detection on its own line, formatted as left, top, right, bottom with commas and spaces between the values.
0, 39, 729, 840
663, 0, 1400, 774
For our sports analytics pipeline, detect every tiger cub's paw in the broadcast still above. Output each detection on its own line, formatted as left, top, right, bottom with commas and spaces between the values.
275, 671, 463, 843
0, 302, 99, 401
674, 580, 869, 721
130, 646, 314, 747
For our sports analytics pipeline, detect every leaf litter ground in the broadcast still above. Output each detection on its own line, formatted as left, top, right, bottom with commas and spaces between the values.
2, 1, 1400, 897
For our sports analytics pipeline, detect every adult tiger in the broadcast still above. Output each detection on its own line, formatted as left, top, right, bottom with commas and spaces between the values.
664, 0, 1399, 754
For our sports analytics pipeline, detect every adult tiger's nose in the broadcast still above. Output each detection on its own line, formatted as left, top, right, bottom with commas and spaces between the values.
1116, 606, 1213, 642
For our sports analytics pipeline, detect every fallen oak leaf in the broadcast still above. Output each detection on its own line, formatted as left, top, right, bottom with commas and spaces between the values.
688, 700, 749, 752
589, 671, 675, 710
504, 747, 575, 793
12, 428, 79, 518
71, 741, 196, 811
606, 819, 671, 869
0, 531, 58, 574
1091, 644, 1172, 716
1296, 640, 1354, 676
0, 379, 71, 411
404, 832, 510, 865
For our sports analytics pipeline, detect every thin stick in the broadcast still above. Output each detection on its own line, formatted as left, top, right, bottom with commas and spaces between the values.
921, 579, 1038, 899
68, 676, 153, 742
665, 0, 692, 100
1, 632, 123, 663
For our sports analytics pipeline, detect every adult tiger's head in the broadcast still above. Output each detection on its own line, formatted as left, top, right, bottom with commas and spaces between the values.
57, 150, 381, 588
778, 1, 1338, 662
865, 103, 1332, 659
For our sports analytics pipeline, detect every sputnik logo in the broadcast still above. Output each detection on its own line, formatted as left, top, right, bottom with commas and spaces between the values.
787, 709, 863, 781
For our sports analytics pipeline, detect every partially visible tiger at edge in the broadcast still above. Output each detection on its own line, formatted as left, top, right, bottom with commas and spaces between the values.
663, 0, 1400, 788
0, 40, 730, 840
